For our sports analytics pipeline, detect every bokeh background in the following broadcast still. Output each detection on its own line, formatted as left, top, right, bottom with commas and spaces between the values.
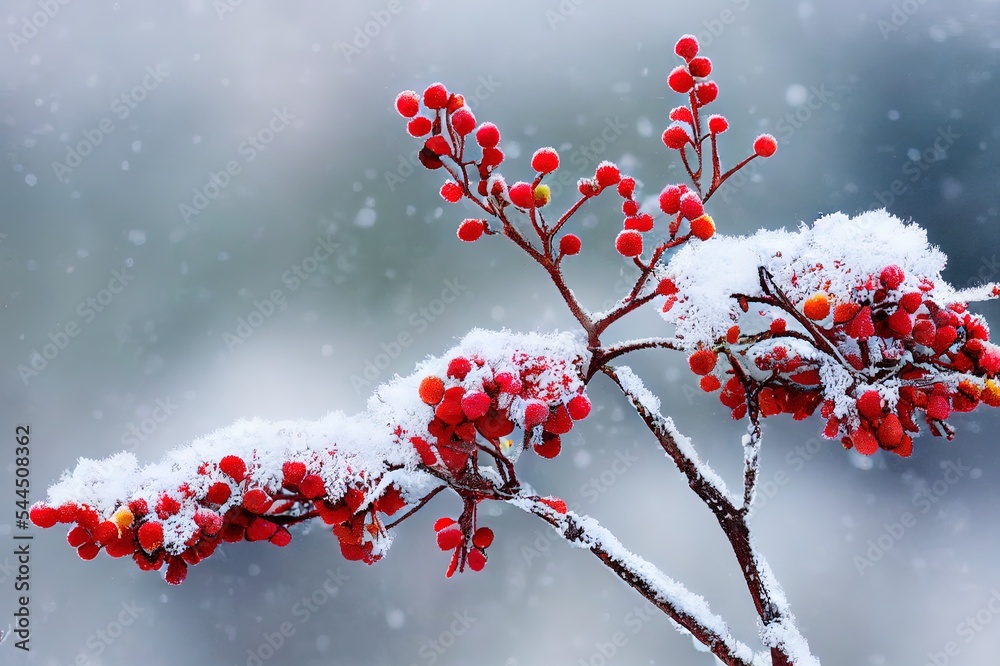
4, 1, 1000, 664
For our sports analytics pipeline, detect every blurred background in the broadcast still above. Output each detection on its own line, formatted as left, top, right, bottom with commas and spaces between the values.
3, 1, 1000, 664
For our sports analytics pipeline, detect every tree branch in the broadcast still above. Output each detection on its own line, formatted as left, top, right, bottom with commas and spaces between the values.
511, 496, 758, 666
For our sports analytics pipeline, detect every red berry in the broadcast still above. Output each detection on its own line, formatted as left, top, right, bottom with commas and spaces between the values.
137, 521, 164, 554
879, 265, 906, 290
707, 114, 728, 134
461, 391, 492, 420
78, 543, 101, 561
57, 502, 79, 524
67, 526, 90, 548
451, 109, 476, 136
509, 181, 535, 208
523, 400, 548, 427
852, 427, 879, 456
688, 56, 712, 78
531, 147, 560, 174
246, 516, 279, 542
447, 357, 472, 380
423, 83, 449, 110
617, 177, 636, 198
913, 319, 937, 346
282, 461, 307, 487
689, 215, 715, 240
659, 185, 684, 215
615, 230, 643, 257
472, 527, 494, 549
678, 192, 704, 220
458, 218, 486, 242
545, 404, 573, 435
567, 394, 591, 420
662, 124, 691, 150
165, 558, 188, 585
243, 488, 273, 514
888, 307, 913, 336
481, 146, 504, 167
425, 135, 452, 157
926, 395, 950, 421
668, 66, 695, 93
694, 81, 719, 105
440, 181, 463, 203
155, 494, 181, 519
622, 199, 640, 216
206, 481, 231, 505
625, 214, 654, 233
495, 372, 523, 394
467, 548, 487, 572
700, 375, 722, 392
219, 455, 247, 482
877, 414, 904, 448
534, 434, 562, 459
803, 293, 831, 321
270, 527, 292, 547
300, 474, 326, 499
669, 106, 694, 124
674, 34, 699, 61
899, 292, 923, 313
560, 234, 582, 256
406, 116, 432, 137
688, 349, 718, 376
419, 375, 446, 405
753, 134, 778, 157
436, 526, 463, 551
595, 162, 621, 188
657, 278, 679, 296
857, 390, 883, 422
395, 90, 420, 118
850, 306, 875, 341
29, 503, 58, 528
475, 122, 500, 148
770, 318, 787, 334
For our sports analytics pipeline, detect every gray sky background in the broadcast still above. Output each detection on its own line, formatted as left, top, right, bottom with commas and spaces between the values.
3, 1, 1000, 665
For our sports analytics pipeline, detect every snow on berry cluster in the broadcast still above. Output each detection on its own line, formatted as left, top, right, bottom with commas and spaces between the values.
31, 330, 591, 583
658, 209, 1000, 456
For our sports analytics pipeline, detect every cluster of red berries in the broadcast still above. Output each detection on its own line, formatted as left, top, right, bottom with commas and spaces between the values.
412, 353, 592, 470
680, 262, 1000, 457
30, 451, 408, 583
433, 517, 494, 578
395, 83, 505, 239
408, 350, 589, 575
